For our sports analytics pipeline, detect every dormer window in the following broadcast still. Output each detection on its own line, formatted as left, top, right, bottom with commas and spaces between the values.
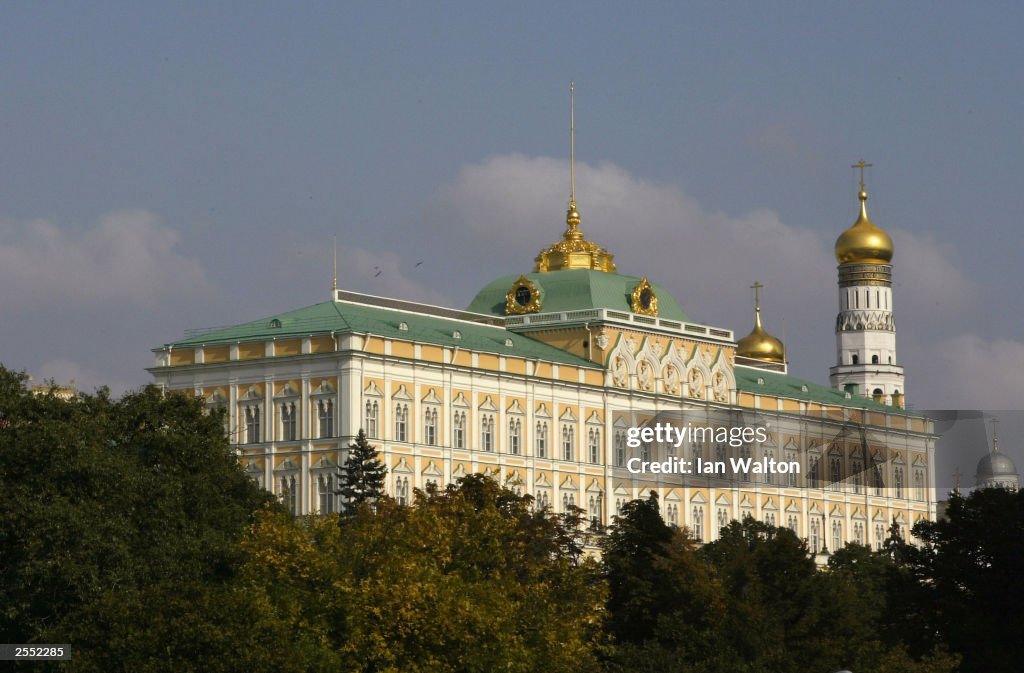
269, 318, 282, 329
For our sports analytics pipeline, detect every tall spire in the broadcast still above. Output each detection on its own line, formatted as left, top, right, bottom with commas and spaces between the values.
992, 416, 1000, 452
332, 235, 338, 295
566, 81, 581, 233
533, 82, 615, 273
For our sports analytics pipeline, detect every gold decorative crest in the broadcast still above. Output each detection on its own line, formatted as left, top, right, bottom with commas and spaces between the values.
505, 275, 542, 315
630, 277, 658, 316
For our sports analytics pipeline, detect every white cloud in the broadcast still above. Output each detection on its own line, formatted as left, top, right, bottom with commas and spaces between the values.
909, 335, 1024, 409
434, 154, 972, 337
0, 210, 209, 309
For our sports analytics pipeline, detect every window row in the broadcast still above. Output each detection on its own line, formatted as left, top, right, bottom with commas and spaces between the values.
240, 399, 335, 444
364, 400, 605, 463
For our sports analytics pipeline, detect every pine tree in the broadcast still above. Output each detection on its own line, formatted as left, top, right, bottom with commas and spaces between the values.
337, 429, 387, 516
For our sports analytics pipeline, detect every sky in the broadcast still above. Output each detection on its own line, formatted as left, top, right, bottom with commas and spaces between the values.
2, 2, 1023, 470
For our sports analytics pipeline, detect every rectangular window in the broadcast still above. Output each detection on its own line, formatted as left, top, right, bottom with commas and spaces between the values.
536, 421, 548, 459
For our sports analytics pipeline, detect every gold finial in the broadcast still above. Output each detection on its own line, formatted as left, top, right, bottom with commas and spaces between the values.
991, 416, 1000, 452
852, 159, 873, 194
332, 235, 338, 294
751, 281, 764, 326
952, 467, 962, 493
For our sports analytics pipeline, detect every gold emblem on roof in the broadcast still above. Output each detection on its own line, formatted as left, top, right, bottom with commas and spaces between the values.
630, 277, 658, 316
505, 275, 542, 315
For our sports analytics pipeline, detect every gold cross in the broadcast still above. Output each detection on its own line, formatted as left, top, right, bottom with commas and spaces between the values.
991, 416, 999, 450
750, 281, 763, 310
852, 159, 873, 192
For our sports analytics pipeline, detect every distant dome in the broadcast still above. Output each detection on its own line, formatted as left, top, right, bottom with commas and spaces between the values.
976, 451, 1018, 479
834, 190, 894, 265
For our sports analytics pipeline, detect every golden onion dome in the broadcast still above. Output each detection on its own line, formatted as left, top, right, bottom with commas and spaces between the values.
736, 286, 786, 364
834, 190, 894, 265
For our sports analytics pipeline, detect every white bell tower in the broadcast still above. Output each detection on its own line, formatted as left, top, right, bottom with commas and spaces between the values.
828, 161, 905, 407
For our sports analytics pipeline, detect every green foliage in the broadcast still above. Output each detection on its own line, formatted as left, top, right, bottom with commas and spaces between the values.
337, 429, 387, 515
910, 488, 1024, 673
0, 366, 275, 652
241, 474, 605, 673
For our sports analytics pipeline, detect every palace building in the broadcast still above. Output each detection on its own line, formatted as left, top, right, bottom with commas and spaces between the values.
148, 116, 936, 551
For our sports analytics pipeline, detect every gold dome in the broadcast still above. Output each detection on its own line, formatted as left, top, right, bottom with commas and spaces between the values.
736, 283, 786, 364
835, 190, 894, 265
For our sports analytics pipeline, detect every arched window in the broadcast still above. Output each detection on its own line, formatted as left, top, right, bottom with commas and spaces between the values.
588, 429, 600, 464
873, 463, 884, 496
318, 474, 335, 514
395, 476, 409, 506
830, 456, 842, 490
561, 425, 574, 462
851, 353, 859, 365
851, 458, 864, 494
318, 399, 334, 438
894, 466, 904, 499
832, 520, 842, 551
810, 517, 821, 553
281, 402, 297, 441
394, 403, 408, 442
364, 400, 379, 438
536, 421, 548, 458
508, 418, 521, 455
453, 411, 466, 449
614, 430, 625, 466
914, 468, 925, 500
871, 354, 879, 364
692, 506, 704, 542
481, 414, 494, 452
787, 515, 798, 534
245, 405, 261, 444
808, 456, 820, 488
717, 508, 729, 536
280, 475, 297, 515
424, 407, 438, 445
874, 523, 885, 551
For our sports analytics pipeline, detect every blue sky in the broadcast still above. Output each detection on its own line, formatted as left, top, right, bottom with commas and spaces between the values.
2, 2, 1022, 432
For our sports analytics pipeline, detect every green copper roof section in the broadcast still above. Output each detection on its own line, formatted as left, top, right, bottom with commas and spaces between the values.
165, 300, 596, 368
734, 366, 906, 414
466, 269, 689, 321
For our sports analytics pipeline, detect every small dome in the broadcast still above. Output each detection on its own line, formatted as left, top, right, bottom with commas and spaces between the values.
736, 307, 786, 364
976, 450, 1018, 480
835, 190, 894, 265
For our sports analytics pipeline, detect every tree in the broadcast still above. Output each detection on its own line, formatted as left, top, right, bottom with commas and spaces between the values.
910, 488, 1024, 673
0, 365, 278, 665
241, 474, 605, 673
336, 429, 387, 515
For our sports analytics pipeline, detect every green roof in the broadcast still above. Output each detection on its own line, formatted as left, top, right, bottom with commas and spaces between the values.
165, 300, 596, 368
466, 269, 690, 322
735, 366, 905, 413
